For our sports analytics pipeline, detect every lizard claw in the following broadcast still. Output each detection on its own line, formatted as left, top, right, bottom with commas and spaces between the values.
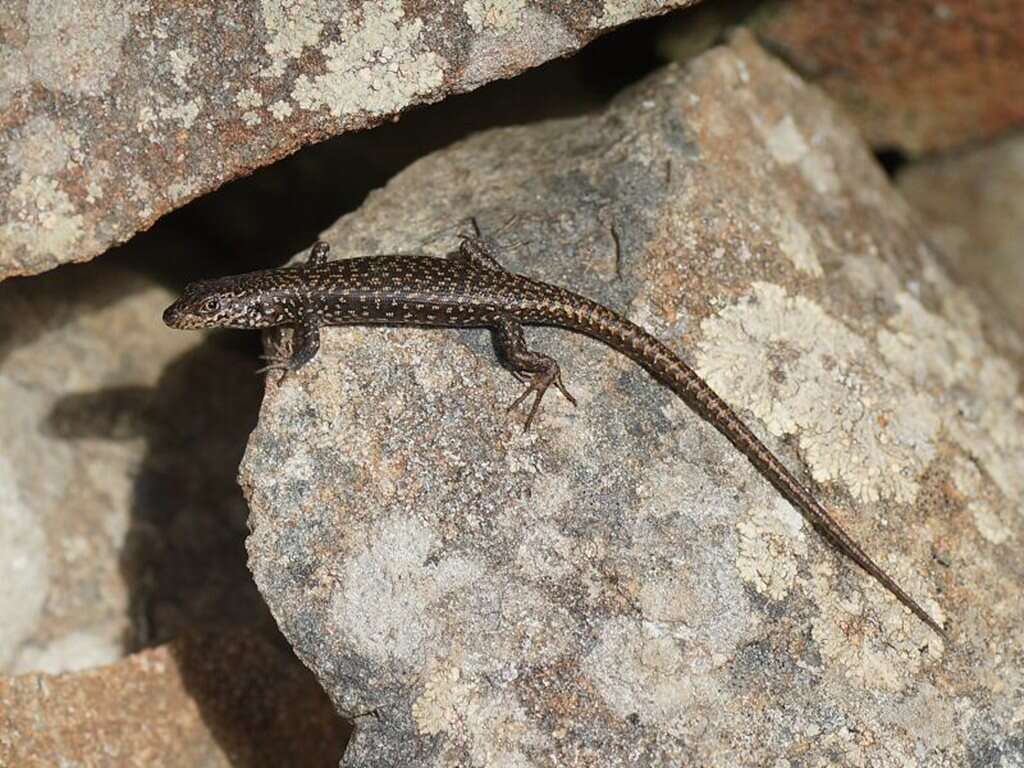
508, 364, 576, 431
255, 352, 294, 380
553, 369, 577, 407
254, 363, 289, 375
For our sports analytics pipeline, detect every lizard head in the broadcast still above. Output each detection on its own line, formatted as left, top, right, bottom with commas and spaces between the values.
163, 274, 280, 330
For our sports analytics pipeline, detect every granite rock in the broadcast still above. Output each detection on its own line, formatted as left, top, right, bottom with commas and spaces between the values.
898, 132, 1024, 336
747, 0, 1024, 155
241, 31, 1023, 768
0, 630, 347, 768
0, 0, 696, 281
0, 260, 270, 673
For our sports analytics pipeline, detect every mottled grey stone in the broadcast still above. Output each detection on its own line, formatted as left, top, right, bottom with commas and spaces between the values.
0, 0, 696, 280
0, 261, 272, 673
242, 31, 1024, 768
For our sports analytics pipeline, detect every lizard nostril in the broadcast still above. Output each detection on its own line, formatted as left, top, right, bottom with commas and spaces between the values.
162, 303, 180, 327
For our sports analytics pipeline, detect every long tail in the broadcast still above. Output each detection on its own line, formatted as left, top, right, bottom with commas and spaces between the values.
561, 299, 947, 639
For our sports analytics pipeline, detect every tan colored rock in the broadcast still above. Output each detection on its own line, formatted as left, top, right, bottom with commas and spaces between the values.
0, 631, 348, 768
240, 31, 1023, 766
899, 132, 1024, 335
0, 0, 697, 281
747, 0, 1024, 155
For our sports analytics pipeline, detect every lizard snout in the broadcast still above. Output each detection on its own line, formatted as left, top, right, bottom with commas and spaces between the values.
162, 300, 187, 328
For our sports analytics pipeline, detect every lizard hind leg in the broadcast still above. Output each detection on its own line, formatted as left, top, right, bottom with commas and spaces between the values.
494, 316, 576, 431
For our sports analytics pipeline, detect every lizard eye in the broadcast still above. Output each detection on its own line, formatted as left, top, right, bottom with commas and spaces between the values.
201, 297, 221, 313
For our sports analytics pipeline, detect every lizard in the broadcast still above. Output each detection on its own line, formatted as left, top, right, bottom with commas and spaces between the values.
163, 235, 947, 639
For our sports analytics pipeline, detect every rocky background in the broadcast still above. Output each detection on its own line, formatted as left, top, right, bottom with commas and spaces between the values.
1, 2, 1021, 767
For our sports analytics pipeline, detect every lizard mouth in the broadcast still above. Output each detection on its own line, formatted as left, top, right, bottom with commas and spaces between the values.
162, 301, 192, 329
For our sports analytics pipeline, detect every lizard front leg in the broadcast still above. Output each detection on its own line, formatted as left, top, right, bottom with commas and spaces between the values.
257, 320, 321, 375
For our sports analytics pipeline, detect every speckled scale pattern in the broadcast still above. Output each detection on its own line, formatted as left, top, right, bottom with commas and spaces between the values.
163, 237, 946, 638
283, 256, 586, 328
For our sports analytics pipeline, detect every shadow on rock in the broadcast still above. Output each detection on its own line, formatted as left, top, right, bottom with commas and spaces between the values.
170, 630, 350, 767
45, 335, 351, 765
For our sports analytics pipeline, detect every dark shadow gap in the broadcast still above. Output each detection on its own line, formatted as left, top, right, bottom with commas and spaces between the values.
114, 12, 676, 292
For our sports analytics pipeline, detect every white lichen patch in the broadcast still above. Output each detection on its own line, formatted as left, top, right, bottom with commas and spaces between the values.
1, 173, 85, 261
697, 283, 853, 436
136, 104, 157, 133
158, 98, 202, 130
168, 44, 197, 88
879, 290, 1024, 505
591, 0, 662, 28
971, 497, 1012, 546
771, 211, 824, 277
764, 114, 808, 166
25, 0, 131, 97
235, 87, 263, 110
290, 0, 444, 118
5, 116, 78, 177
736, 495, 807, 601
583, 616, 722, 734
696, 282, 939, 504
877, 292, 978, 390
839, 251, 903, 300
759, 113, 840, 196
808, 561, 943, 691
413, 665, 545, 766
464, 691, 544, 768
260, 0, 324, 75
464, 0, 527, 32
332, 514, 485, 665
950, 458, 1013, 545
797, 145, 840, 197
269, 99, 293, 119
413, 664, 475, 736
697, 277, 1019, 654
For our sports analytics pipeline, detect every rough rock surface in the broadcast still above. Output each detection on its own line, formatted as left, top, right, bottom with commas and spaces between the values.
0, 261, 270, 673
241, 32, 1023, 767
0, 0, 695, 281
898, 133, 1024, 335
749, 0, 1024, 155
0, 630, 347, 768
